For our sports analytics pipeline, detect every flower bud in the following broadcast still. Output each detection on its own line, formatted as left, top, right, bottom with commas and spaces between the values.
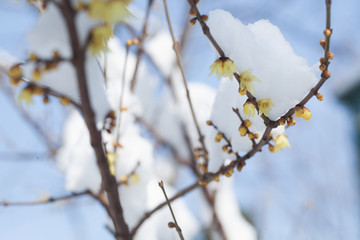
324, 29, 332, 37
319, 63, 327, 71
287, 117, 296, 126
269, 144, 275, 153
222, 145, 228, 152
60, 97, 70, 106
239, 124, 247, 136
189, 17, 197, 25
316, 93, 324, 101
201, 15, 208, 21
238, 87, 247, 95
327, 52, 334, 60
168, 222, 176, 228
206, 120, 212, 126
43, 95, 49, 104
320, 39, 326, 48
279, 118, 286, 125
295, 106, 304, 118
248, 132, 254, 140
302, 107, 312, 121
224, 168, 234, 177
215, 133, 223, 142
244, 120, 252, 128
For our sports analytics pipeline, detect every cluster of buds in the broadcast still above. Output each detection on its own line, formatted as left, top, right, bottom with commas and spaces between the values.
28, 51, 61, 82
126, 38, 139, 47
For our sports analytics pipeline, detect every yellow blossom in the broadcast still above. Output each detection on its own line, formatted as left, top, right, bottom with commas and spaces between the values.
257, 98, 275, 117
88, 0, 130, 24
209, 57, 238, 80
89, 25, 113, 55
302, 107, 312, 121
130, 173, 139, 184
243, 100, 255, 118
274, 135, 290, 152
17, 86, 34, 105
224, 168, 234, 177
239, 71, 261, 94
295, 106, 304, 118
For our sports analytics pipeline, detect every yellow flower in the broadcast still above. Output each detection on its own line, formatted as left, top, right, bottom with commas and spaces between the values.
239, 71, 261, 94
243, 100, 255, 118
88, 0, 130, 24
89, 25, 113, 55
302, 107, 312, 121
17, 86, 34, 105
8, 64, 22, 79
209, 57, 238, 80
274, 135, 290, 152
257, 98, 274, 117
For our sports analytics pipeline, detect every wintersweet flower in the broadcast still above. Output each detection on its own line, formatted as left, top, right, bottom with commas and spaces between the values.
302, 107, 312, 121
17, 86, 34, 105
209, 57, 238, 80
89, 25, 113, 55
88, 0, 130, 24
257, 98, 275, 117
243, 100, 255, 118
239, 71, 261, 94
274, 135, 290, 152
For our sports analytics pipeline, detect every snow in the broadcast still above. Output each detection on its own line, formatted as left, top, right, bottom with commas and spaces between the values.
207, 9, 318, 120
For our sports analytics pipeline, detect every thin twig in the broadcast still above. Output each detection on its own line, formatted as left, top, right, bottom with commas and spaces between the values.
162, 0, 208, 164
59, 1, 130, 239
0, 190, 89, 207
130, 181, 199, 237
114, 46, 129, 153
158, 181, 185, 240
130, 0, 154, 92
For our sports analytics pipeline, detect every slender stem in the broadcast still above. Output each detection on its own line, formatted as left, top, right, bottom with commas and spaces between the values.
0, 191, 90, 207
59, 1, 130, 239
130, 182, 199, 237
130, 0, 154, 92
162, 0, 208, 163
158, 181, 185, 240
114, 46, 129, 153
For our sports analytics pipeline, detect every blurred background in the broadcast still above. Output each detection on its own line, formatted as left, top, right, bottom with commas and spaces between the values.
0, 0, 359, 239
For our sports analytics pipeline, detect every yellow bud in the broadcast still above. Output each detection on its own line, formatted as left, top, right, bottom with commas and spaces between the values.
238, 88, 247, 96
126, 39, 132, 47
189, 7, 196, 16
214, 175, 220, 182
224, 168, 234, 177
269, 144, 275, 153
316, 93, 324, 101
244, 120, 252, 128
215, 133, 223, 142
8, 65, 22, 79
222, 145, 228, 152
120, 175, 128, 184
201, 15, 208, 21
254, 133, 259, 139
324, 29, 332, 37
320, 39, 326, 48
248, 132, 254, 140
295, 106, 304, 118
237, 161, 246, 172
279, 118, 286, 125
194, 154, 201, 160
227, 149, 233, 154
206, 120, 212, 126
239, 124, 247, 136
60, 97, 70, 106
327, 52, 334, 60
28, 53, 38, 62
43, 95, 49, 104
302, 107, 312, 121
189, 17, 197, 25
32, 68, 42, 82
319, 63, 327, 71
287, 117, 296, 126
130, 173, 139, 184
132, 39, 139, 45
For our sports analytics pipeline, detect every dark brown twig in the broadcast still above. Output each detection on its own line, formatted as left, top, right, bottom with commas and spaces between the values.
59, 1, 130, 239
163, 0, 208, 165
158, 181, 185, 240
